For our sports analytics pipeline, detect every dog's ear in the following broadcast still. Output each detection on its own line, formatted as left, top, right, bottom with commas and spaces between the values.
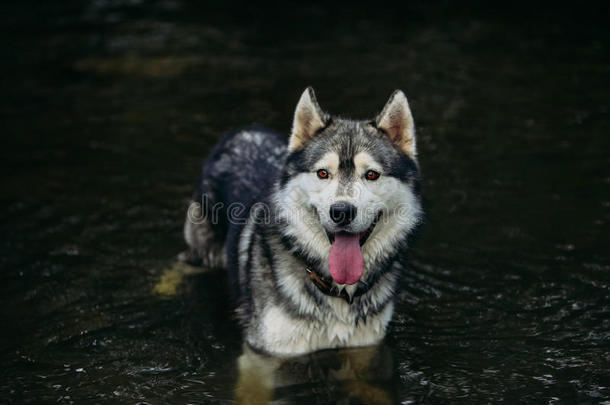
289, 87, 328, 151
375, 90, 416, 158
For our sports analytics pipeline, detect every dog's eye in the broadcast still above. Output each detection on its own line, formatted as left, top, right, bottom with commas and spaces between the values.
317, 169, 329, 179
365, 170, 380, 181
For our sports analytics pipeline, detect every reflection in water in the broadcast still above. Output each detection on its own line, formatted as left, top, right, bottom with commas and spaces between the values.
1, 0, 609, 403
154, 263, 397, 404
152, 260, 208, 296
236, 344, 395, 405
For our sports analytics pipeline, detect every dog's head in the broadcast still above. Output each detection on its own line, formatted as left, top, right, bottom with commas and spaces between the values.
275, 88, 423, 287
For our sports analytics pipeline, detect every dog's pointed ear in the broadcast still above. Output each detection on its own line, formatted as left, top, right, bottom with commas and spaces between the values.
375, 90, 416, 158
289, 87, 328, 151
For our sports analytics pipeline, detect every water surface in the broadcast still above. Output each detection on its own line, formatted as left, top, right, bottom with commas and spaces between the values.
1, 1, 609, 403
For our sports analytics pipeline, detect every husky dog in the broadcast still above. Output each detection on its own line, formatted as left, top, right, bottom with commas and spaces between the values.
184, 88, 422, 356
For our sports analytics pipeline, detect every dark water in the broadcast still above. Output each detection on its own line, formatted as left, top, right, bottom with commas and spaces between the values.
1, 1, 609, 403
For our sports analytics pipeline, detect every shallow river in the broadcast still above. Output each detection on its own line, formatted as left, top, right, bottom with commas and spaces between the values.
1, 1, 608, 403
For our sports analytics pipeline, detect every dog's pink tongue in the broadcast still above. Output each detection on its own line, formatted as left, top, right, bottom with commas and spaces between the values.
328, 233, 364, 285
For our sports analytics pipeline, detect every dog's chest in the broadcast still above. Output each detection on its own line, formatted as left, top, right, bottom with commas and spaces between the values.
254, 301, 394, 356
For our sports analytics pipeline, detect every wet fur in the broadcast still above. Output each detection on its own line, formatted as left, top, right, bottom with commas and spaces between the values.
184, 89, 423, 355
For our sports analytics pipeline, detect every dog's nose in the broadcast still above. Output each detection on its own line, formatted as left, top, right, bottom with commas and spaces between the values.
329, 202, 357, 226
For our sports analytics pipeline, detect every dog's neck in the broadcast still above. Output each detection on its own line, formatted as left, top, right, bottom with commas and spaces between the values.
305, 265, 370, 304
269, 213, 399, 308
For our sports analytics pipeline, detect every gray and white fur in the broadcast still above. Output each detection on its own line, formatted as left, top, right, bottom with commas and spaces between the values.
184, 88, 423, 356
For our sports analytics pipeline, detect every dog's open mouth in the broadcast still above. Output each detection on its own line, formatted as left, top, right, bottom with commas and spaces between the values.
326, 221, 376, 247
326, 212, 381, 285
326, 211, 382, 245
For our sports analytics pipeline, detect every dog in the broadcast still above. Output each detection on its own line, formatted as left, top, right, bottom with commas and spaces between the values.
184, 88, 423, 356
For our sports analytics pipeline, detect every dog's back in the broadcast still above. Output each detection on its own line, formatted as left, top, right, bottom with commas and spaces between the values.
184, 126, 285, 271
